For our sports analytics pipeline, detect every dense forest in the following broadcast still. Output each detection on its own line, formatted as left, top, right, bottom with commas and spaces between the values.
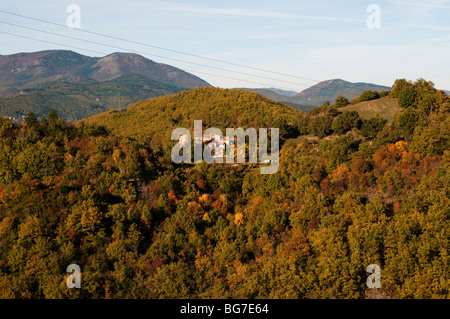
0, 78, 448, 298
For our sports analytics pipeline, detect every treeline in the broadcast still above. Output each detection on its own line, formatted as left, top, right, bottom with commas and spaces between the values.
0, 79, 448, 298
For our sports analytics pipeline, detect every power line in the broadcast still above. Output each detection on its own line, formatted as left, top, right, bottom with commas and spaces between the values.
0, 30, 107, 56
0, 30, 306, 90
0, 20, 314, 88
0, 9, 321, 83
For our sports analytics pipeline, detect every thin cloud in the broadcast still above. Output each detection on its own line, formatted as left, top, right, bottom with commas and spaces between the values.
384, 21, 450, 31
383, 0, 450, 31
158, 3, 450, 32
158, 4, 365, 23
388, 0, 450, 9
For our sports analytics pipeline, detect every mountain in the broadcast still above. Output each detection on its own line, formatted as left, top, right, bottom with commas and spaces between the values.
294, 79, 391, 107
0, 50, 93, 93
241, 79, 391, 111
0, 74, 185, 121
265, 87, 299, 97
89, 52, 209, 88
241, 88, 311, 111
0, 50, 210, 94
80, 87, 303, 142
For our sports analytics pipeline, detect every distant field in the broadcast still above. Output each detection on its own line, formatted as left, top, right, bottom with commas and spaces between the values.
340, 97, 401, 122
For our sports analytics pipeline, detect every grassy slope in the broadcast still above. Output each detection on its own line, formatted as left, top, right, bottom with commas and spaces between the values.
339, 97, 401, 122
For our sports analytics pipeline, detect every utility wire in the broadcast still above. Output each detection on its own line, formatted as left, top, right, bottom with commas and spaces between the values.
0, 30, 305, 90
0, 30, 107, 56
0, 20, 313, 88
0, 9, 321, 83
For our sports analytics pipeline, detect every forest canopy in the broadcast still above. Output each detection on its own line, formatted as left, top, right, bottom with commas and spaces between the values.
0, 79, 448, 299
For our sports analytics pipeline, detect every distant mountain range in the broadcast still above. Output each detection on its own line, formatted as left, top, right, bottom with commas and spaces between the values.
265, 87, 299, 97
246, 79, 391, 110
0, 50, 210, 94
0, 49, 401, 121
240, 88, 311, 111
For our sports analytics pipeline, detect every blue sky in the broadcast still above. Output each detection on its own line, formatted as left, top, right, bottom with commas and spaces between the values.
1, 0, 450, 91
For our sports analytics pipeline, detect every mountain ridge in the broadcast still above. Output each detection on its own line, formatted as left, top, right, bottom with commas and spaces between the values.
294, 78, 391, 106
240, 79, 391, 110
0, 50, 210, 94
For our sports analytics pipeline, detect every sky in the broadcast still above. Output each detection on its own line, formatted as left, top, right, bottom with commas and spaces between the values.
1, 0, 450, 91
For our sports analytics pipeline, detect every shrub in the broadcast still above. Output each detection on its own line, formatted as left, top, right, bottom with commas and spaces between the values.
358, 90, 381, 102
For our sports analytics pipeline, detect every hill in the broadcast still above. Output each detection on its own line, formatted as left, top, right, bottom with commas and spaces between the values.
265, 87, 299, 97
89, 52, 209, 89
339, 97, 401, 122
294, 79, 391, 107
0, 74, 185, 121
0, 78, 448, 299
0, 50, 210, 94
81, 87, 304, 143
241, 88, 311, 111
241, 79, 391, 110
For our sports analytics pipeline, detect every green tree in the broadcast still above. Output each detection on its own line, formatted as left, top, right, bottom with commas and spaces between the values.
332, 111, 362, 135
360, 115, 387, 138
327, 135, 358, 170
390, 79, 411, 98
48, 109, 59, 123
308, 116, 333, 138
396, 108, 419, 135
24, 112, 39, 128
398, 86, 417, 109
356, 90, 380, 102
334, 95, 350, 108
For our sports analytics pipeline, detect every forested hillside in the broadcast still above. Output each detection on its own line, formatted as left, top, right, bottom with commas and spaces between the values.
81, 87, 304, 146
0, 78, 448, 299
0, 74, 185, 121
243, 79, 391, 110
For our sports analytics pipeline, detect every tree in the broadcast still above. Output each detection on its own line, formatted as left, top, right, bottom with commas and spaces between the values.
327, 135, 358, 170
48, 109, 59, 123
390, 79, 411, 98
334, 95, 350, 108
332, 111, 362, 135
275, 118, 299, 139
396, 108, 419, 135
322, 101, 331, 108
0, 117, 14, 138
24, 112, 39, 128
308, 116, 333, 138
355, 90, 380, 103
360, 115, 387, 138
398, 86, 417, 109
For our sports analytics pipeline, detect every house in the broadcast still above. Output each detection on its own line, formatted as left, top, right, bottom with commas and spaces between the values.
178, 132, 231, 160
